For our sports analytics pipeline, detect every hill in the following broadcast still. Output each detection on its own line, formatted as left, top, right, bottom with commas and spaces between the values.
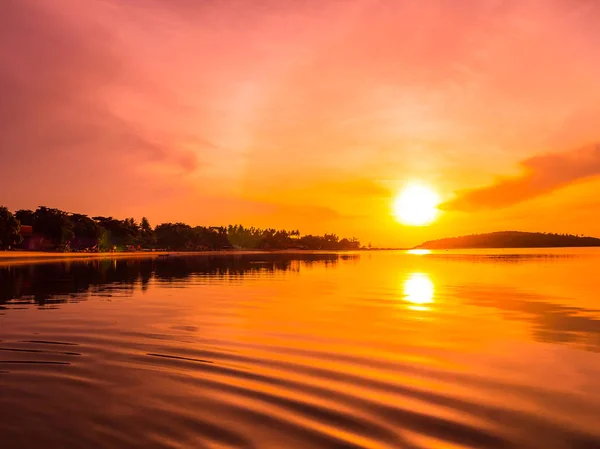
416, 231, 600, 249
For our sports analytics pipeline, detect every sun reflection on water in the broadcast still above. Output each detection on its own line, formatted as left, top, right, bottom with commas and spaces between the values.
403, 273, 435, 310
407, 249, 431, 255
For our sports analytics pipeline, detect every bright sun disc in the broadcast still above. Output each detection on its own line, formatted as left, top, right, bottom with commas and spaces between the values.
393, 183, 440, 226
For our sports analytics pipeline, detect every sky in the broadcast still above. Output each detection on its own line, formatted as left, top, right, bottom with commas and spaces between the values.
1, 0, 599, 246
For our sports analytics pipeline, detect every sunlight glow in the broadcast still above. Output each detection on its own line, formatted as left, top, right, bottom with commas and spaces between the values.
393, 183, 440, 226
403, 273, 435, 306
407, 249, 431, 255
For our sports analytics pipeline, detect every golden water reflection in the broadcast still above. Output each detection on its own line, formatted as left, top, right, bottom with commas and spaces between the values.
3, 252, 600, 448
406, 249, 431, 255
403, 272, 435, 310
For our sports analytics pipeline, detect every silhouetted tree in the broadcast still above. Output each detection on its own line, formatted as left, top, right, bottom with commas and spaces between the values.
70, 214, 101, 250
155, 223, 193, 250
92, 216, 139, 249
140, 217, 156, 248
33, 207, 74, 248
15, 209, 34, 226
140, 217, 151, 233
0, 206, 22, 249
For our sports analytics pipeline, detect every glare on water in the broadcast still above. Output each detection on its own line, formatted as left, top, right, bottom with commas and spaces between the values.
403, 272, 435, 308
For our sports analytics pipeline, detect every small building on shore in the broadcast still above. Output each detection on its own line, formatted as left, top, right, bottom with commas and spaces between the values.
18, 226, 55, 251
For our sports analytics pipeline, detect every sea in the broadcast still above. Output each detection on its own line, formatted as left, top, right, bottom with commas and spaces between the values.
1, 249, 599, 448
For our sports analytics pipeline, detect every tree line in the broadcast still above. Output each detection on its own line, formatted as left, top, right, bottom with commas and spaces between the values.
0, 206, 361, 251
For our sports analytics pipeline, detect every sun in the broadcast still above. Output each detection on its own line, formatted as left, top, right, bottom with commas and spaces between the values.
393, 183, 440, 226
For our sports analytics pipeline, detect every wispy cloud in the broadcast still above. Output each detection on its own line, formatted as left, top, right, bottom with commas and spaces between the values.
442, 144, 600, 211
1, 0, 600, 244
0, 0, 202, 177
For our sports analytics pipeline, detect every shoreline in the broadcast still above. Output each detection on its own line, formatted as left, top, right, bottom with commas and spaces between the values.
0, 249, 358, 265
0, 250, 266, 265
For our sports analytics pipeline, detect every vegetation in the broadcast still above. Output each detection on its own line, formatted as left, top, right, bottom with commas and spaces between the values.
416, 231, 600, 249
0, 205, 361, 252
0, 207, 22, 249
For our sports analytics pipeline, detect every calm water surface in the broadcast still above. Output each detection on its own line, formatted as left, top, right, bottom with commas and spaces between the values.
1, 250, 600, 448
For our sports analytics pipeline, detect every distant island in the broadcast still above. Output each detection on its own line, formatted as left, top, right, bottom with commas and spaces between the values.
416, 231, 600, 249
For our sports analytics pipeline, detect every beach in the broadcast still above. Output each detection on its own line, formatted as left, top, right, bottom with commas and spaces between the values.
0, 250, 271, 265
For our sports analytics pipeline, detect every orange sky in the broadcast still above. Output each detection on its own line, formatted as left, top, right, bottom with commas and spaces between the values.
1, 0, 599, 246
